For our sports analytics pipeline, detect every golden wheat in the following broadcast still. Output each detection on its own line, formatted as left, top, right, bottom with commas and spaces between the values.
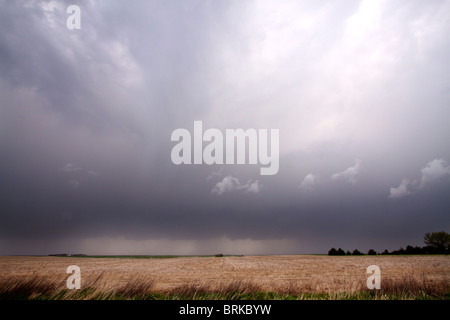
0, 255, 448, 299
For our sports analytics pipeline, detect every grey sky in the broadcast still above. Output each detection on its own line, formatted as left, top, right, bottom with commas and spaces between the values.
0, 0, 449, 255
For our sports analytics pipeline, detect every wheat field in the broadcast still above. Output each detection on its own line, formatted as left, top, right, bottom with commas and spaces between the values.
0, 255, 449, 299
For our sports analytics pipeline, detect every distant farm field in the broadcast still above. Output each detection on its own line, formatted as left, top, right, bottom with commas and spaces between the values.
0, 255, 449, 300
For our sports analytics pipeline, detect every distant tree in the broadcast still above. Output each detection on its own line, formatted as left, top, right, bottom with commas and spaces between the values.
328, 248, 338, 256
352, 249, 363, 256
346, 250, 352, 255
337, 248, 346, 256
404, 245, 424, 255
424, 231, 450, 254
405, 245, 415, 255
367, 249, 377, 255
381, 249, 389, 255
414, 246, 426, 254
424, 245, 441, 254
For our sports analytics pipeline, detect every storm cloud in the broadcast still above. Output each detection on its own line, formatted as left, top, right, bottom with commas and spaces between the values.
0, 0, 449, 255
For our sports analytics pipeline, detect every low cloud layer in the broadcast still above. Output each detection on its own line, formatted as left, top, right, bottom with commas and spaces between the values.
389, 179, 412, 199
300, 174, 321, 191
211, 175, 263, 195
331, 159, 363, 185
300, 159, 362, 191
389, 159, 450, 199
419, 159, 450, 189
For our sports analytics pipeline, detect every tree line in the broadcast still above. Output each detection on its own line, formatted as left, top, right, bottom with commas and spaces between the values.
328, 231, 450, 256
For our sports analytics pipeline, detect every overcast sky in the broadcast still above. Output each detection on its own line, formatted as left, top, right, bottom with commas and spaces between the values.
0, 0, 449, 255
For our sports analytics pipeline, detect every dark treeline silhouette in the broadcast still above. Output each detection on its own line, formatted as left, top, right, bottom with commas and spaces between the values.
328, 231, 450, 256
328, 248, 365, 256
49, 253, 87, 257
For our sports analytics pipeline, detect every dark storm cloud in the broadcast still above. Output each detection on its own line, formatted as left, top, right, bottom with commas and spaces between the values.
0, 0, 449, 255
